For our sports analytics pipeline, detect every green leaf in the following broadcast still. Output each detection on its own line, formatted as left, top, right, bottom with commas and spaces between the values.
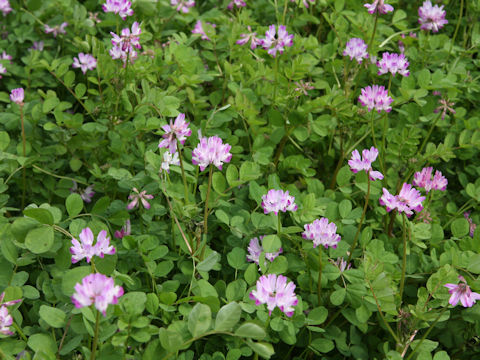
0, 131, 10, 151
451, 218, 469, 237
338, 199, 352, 218
467, 254, 480, 274
121, 292, 147, 316
262, 235, 281, 253
310, 338, 335, 353
39, 305, 66, 328
336, 166, 352, 187
244, 263, 258, 285
226, 279, 247, 302
197, 251, 221, 273
43, 97, 59, 113
27, 333, 57, 354
330, 288, 346, 306
234, 322, 266, 340
25, 226, 54, 254
215, 302, 242, 331
23, 208, 54, 225
227, 248, 247, 270
239, 161, 261, 182
246, 340, 275, 359
188, 303, 212, 337
75, 83, 86, 98
66, 193, 83, 217
307, 307, 328, 325
212, 172, 227, 194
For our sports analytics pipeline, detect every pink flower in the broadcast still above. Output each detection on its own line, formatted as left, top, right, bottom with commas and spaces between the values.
110, 22, 141, 66
380, 183, 426, 217
192, 20, 216, 41
445, 276, 480, 308
114, 219, 131, 239
10, 88, 24, 105
413, 167, 448, 192
290, 0, 315, 7
464, 212, 477, 238
377, 52, 410, 77
192, 135, 232, 171
348, 147, 384, 181
127, 187, 154, 210
171, 0, 195, 13
343, 38, 369, 63
364, 0, 394, 15
30, 41, 44, 51
358, 85, 393, 113
434, 97, 456, 120
236, 26, 262, 50
262, 25, 294, 57
332, 257, 351, 272
302, 218, 341, 249
44, 22, 68, 37
102, 0, 134, 20
70, 181, 95, 203
228, 0, 246, 9
294, 80, 314, 96
72, 53, 97, 74
0, 306, 13, 335
158, 113, 192, 154
71, 273, 124, 316
250, 274, 298, 317
261, 189, 297, 215
70, 227, 115, 264
246, 236, 283, 265
0, 0, 12, 16
0, 292, 22, 307
1, 51, 12, 62
160, 151, 180, 173
0, 64, 6, 78
418, 1, 448, 33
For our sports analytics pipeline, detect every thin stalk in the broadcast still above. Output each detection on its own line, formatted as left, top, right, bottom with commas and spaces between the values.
32, 164, 89, 185
368, 13, 379, 50
444, 0, 464, 70
274, 0, 280, 24
282, 0, 288, 24
199, 167, 214, 259
379, 27, 421, 48
399, 213, 408, 301
370, 111, 379, 152
19, 105, 26, 209
347, 176, 371, 263
90, 310, 100, 360
122, 323, 131, 360
317, 247, 323, 305
273, 56, 279, 103
11, 321, 27, 342
406, 307, 448, 360
177, 142, 189, 204
277, 213, 282, 235
417, 112, 443, 156
124, 51, 130, 91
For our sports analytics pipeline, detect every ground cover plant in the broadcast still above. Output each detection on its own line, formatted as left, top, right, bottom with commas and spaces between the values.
0, 0, 480, 359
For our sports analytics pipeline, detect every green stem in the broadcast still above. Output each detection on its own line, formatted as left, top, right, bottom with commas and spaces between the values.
444, 0, 464, 70
378, 27, 421, 48
32, 164, 89, 185
122, 323, 131, 360
317, 246, 323, 305
368, 13, 379, 50
200, 167, 213, 259
417, 112, 443, 156
347, 176, 371, 263
370, 111, 379, 151
406, 307, 448, 360
273, 56, 279, 103
399, 213, 408, 301
277, 213, 282, 235
90, 310, 100, 360
20, 105, 26, 210
282, 0, 288, 24
11, 321, 27, 342
177, 143, 189, 204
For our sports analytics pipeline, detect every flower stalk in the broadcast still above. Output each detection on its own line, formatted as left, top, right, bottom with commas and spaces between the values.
347, 176, 371, 263
90, 309, 100, 360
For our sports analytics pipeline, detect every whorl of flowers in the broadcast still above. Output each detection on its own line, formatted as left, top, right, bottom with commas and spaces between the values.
413, 167, 448, 192
236, 26, 262, 50
72, 53, 97, 74
261, 189, 298, 215
0, 0, 12, 16
247, 236, 283, 265
358, 85, 393, 113
380, 183, 426, 217
158, 113, 191, 154
343, 38, 369, 64
192, 136, 232, 171
418, 1, 448, 33
10, 88, 24, 105
348, 147, 384, 181
250, 274, 298, 317
444, 276, 480, 308
0, 292, 21, 336
364, 0, 394, 15
109, 22, 141, 66
171, 0, 195, 13
302, 218, 341, 249
127, 187, 154, 210
262, 25, 294, 57
102, 0, 134, 20
44, 22, 68, 37
192, 20, 216, 41
228, 0, 246, 10
377, 52, 410, 77
70, 227, 116, 264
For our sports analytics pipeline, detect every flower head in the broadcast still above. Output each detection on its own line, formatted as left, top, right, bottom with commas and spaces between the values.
114, 219, 131, 239
0, 0, 12, 16
247, 236, 283, 266
70, 181, 95, 203
348, 147, 384, 181
358, 85, 393, 113
262, 25, 294, 57
413, 167, 448, 192
171, 0, 195, 13
464, 212, 477, 238
110, 22, 141, 66
294, 80, 314, 96
380, 183, 426, 217
250, 274, 298, 316
72, 53, 97, 74
44, 22, 68, 37
418, 1, 448, 33
261, 189, 297, 215
31, 41, 44, 51
161, 151, 180, 174
192, 135, 232, 171
434, 97, 456, 120
445, 276, 480, 308
102, 0, 134, 20
236, 26, 262, 50
332, 257, 351, 272
377, 52, 410, 77
302, 218, 341, 249
71, 273, 124, 316
343, 38, 369, 64
0, 64, 6, 78
70, 227, 115, 264
0, 306, 13, 335
10, 88, 24, 105
127, 187, 154, 210
88, 12, 102, 24
364, 0, 394, 15
158, 113, 191, 154
192, 20, 216, 41
228, 0, 246, 9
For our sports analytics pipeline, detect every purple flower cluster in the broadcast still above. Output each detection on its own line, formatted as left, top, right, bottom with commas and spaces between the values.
236, 26, 262, 50
343, 38, 369, 64
302, 218, 341, 249
72, 273, 124, 316
380, 183, 425, 217
70, 228, 116, 264
0, 0, 12, 16
171, 0, 195, 13
445, 276, 480, 308
192, 136, 232, 171
364, 0, 394, 15
464, 212, 477, 238
250, 274, 298, 317
261, 189, 297, 215
247, 236, 283, 265
44, 22, 68, 37
114, 219, 131, 239
72, 53, 97, 74
413, 167, 448, 192
358, 85, 393, 113
377, 52, 410, 77
418, 0, 448, 33
192, 20, 216, 41
110, 22, 141, 65
161, 151, 180, 173
10, 88, 24, 105
262, 25, 294, 57
0, 293, 21, 336
70, 181, 95, 203
348, 147, 384, 181
102, 0, 133, 20
127, 187, 154, 210
158, 113, 192, 154
228, 0, 246, 10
